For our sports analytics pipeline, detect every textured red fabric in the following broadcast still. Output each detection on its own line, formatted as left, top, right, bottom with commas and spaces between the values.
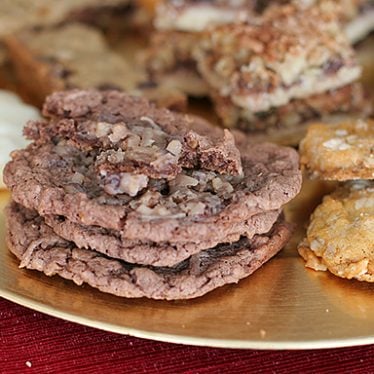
0, 298, 373, 374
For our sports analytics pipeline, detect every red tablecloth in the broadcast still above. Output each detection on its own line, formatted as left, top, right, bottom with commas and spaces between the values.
0, 298, 372, 374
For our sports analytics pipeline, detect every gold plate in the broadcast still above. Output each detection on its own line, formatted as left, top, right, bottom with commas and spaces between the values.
0, 18, 373, 352
1, 178, 373, 350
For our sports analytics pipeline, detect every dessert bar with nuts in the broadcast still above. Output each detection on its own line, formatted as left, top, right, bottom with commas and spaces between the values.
194, 4, 361, 118
199, 2, 371, 136
211, 83, 371, 133
143, 31, 209, 97
267, 0, 374, 43
144, 0, 261, 97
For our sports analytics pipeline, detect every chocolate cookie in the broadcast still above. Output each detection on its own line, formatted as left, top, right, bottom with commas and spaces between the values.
4, 140, 301, 242
26, 89, 243, 178
6, 202, 292, 300
44, 209, 281, 266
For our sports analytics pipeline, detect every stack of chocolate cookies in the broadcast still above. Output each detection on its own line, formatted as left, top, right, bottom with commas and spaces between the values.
4, 90, 301, 300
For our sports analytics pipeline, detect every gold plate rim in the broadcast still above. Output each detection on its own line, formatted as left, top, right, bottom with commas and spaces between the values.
1, 289, 374, 350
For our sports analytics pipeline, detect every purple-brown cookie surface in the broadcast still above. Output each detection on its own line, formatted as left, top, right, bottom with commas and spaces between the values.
44, 209, 281, 266
4, 140, 300, 241
26, 90, 243, 178
6, 202, 292, 300
4, 90, 301, 243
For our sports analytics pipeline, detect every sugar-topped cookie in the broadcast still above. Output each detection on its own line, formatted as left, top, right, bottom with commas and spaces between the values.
299, 181, 374, 282
300, 119, 374, 181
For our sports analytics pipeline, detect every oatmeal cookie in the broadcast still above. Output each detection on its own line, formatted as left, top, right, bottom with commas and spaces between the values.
5, 24, 187, 110
300, 119, 374, 181
298, 181, 374, 282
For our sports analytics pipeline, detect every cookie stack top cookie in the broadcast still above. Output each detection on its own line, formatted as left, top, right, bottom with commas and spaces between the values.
6, 90, 301, 236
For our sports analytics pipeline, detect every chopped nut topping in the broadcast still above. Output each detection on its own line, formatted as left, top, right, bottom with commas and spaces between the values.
170, 174, 199, 191
125, 134, 141, 148
212, 176, 234, 197
140, 127, 156, 147
54, 142, 71, 157
122, 166, 239, 220
108, 123, 129, 143
150, 153, 179, 172
136, 204, 171, 217
188, 139, 198, 149
96, 122, 112, 137
140, 116, 158, 128
71, 171, 84, 184
212, 177, 223, 191
166, 139, 182, 156
103, 173, 149, 197
105, 150, 125, 164
180, 201, 206, 216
